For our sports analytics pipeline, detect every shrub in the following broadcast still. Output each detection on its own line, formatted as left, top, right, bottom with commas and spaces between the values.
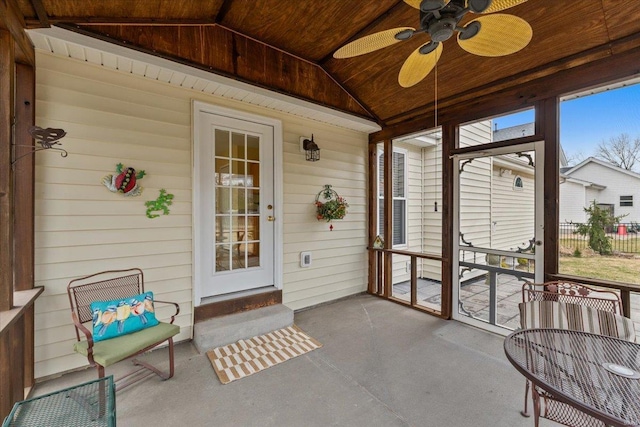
575, 202, 625, 255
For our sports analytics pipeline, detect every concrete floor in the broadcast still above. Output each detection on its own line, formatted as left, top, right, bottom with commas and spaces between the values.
34, 294, 556, 427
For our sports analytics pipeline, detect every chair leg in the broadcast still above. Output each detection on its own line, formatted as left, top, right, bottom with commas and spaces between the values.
521, 379, 530, 417
168, 337, 175, 379
97, 364, 105, 379
532, 386, 541, 427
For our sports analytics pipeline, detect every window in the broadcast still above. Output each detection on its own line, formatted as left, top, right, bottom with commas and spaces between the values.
620, 195, 633, 207
378, 148, 407, 246
513, 176, 524, 190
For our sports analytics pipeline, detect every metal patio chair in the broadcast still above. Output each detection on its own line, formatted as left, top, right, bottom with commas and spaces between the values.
518, 280, 636, 427
67, 268, 180, 390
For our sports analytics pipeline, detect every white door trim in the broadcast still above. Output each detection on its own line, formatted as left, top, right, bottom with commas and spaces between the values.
192, 100, 283, 307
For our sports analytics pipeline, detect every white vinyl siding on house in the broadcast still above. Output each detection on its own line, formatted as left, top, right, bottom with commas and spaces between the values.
568, 161, 640, 221
490, 163, 535, 251
34, 52, 368, 379
559, 180, 587, 223
458, 122, 492, 255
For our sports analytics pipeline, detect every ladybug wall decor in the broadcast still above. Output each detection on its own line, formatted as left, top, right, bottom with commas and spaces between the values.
102, 163, 146, 197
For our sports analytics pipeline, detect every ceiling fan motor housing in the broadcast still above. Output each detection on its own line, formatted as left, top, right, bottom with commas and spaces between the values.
427, 17, 458, 42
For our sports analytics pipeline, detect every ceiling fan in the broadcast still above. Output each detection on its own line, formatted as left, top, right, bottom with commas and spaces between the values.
333, 0, 532, 88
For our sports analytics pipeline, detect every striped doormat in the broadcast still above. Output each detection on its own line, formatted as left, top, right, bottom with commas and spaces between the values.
206, 325, 322, 384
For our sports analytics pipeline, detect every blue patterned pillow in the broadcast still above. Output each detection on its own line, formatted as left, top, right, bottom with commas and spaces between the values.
90, 291, 159, 342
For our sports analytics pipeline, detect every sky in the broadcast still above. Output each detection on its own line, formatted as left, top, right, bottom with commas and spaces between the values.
493, 82, 640, 164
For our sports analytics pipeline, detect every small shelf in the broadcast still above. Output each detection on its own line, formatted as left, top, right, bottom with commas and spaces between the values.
0, 287, 44, 336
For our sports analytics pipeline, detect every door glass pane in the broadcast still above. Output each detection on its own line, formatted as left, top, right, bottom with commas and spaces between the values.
247, 189, 259, 214
216, 245, 230, 272
231, 161, 245, 181
231, 132, 245, 159
216, 216, 229, 243
215, 129, 230, 157
231, 243, 245, 269
248, 163, 259, 187
215, 188, 229, 214
231, 188, 244, 212
247, 135, 260, 161
230, 216, 244, 242
247, 215, 260, 241
215, 159, 230, 185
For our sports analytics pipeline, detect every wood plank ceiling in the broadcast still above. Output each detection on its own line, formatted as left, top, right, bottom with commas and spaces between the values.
16, 0, 640, 129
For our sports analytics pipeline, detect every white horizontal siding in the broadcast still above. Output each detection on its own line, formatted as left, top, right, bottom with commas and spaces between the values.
491, 168, 535, 251
559, 180, 586, 222
570, 162, 640, 221
34, 52, 368, 378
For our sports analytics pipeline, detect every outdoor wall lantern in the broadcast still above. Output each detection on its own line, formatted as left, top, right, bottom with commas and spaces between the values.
301, 134, 320, 162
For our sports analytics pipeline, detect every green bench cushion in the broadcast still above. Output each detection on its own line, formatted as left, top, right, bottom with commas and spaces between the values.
74, 321, 180, 367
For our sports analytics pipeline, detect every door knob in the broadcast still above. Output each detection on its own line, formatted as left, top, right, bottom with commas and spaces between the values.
267, 216, 275, 222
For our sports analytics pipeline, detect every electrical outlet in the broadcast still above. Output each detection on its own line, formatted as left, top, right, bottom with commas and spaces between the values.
300, 251, 312, 267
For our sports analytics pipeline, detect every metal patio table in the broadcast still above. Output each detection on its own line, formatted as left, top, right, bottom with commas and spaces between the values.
504, 328, 640, 427
2, 375, 115, 427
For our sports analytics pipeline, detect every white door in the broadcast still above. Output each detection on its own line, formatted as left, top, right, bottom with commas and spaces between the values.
195, 109, 276, 299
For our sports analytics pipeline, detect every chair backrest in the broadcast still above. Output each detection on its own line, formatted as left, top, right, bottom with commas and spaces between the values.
67, 268, 144, 341
522, 280, 622, 314
519, 300, 636, 342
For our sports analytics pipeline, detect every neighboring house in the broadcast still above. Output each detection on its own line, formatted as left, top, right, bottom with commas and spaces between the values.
560, 157, 640, 223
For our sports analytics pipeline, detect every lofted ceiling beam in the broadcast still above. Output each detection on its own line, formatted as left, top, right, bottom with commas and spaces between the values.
29, 0, 50, 28
0, 0, 35, 65
318, 0, 406, 66
214, 0, 235, 24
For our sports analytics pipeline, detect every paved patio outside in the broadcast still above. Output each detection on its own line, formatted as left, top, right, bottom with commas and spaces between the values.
393, 274, 640, 332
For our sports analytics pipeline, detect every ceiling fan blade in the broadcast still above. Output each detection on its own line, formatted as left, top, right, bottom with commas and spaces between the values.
481, 0, 527, 14
398, 42, 443, 88
333, 27, 415, 59
457, 14, 532, 57
404, 0, 450, 11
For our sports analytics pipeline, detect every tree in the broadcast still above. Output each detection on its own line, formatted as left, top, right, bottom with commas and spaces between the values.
565, 151, 585, 166
595, 133, 640, 171
576, 202, 625, 255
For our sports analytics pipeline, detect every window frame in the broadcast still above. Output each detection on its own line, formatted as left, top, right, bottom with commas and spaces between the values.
513, 175, 524, 191
377, 147, 409, 248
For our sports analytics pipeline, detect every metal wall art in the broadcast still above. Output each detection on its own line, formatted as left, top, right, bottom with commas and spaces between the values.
145, 189, 174, 219
102, 163, 146, 196
12, 126, 67, 165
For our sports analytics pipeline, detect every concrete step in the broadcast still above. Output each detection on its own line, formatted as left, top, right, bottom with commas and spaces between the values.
193, 304, 294, 353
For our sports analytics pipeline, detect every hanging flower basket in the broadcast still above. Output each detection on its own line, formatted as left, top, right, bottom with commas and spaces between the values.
315, 185, 348, 222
